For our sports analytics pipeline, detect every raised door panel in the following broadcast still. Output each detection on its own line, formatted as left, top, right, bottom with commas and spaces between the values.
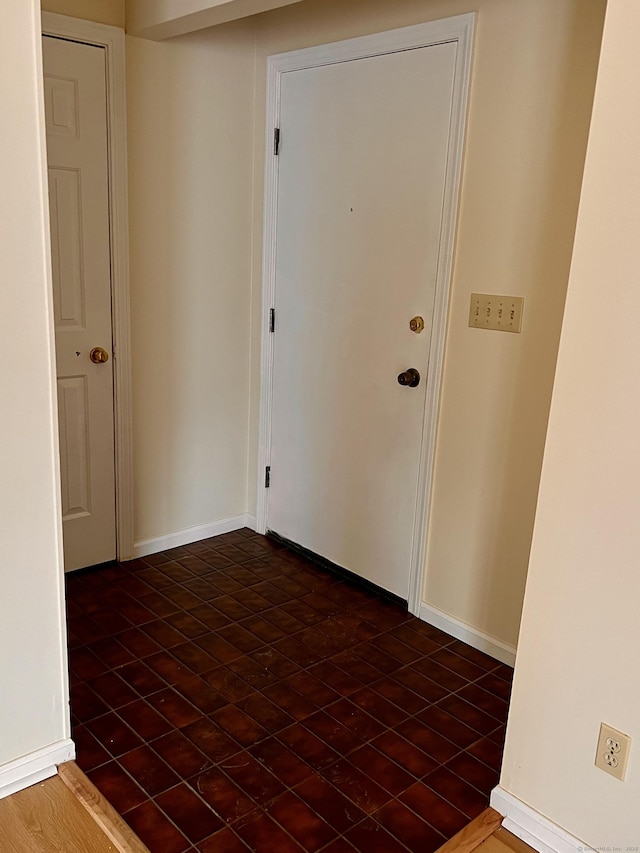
57, 377, 90, 520
44, 75, 79, 138
48, 168, 85, 331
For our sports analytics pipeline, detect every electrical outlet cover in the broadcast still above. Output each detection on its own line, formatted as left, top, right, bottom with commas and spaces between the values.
595, 722, 631, 781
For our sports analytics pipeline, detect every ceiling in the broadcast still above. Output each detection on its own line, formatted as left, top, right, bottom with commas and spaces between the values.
126, 0, 306, 39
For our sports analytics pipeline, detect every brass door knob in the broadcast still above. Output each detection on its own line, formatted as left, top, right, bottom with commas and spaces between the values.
90, 347, 109, 364
397, 368, 420, 387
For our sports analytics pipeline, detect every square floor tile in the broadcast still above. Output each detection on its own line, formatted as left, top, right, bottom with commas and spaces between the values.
117, 699, 174, 741
372, 729, 439, 778
67, 533, 512, 853
374, 798, 445, 853
323, 760, 392, 815
152, 730, 212, 778
293, 773, 366, 833
422, 766, 489, 819
344, 818, 410, 853
249, 738, 314, 787
194, 766, 256, 824
210, 704, 268, 747
182, 718, 240, 763
266, 790, 336, 851
278, 724, 341, 772
198, 827, 251, 852
125, 800, 190, 853
347, 743, 414, 796
400, 781, 469, 837
87, 760, 146, 814
234, 811, 303, 853
152, 687, 203, 728
218, 751, 285, 805
237, 692, 295, 735
155, 783, 223, 843
119, 744, 180, 797
86, 712, 143, 757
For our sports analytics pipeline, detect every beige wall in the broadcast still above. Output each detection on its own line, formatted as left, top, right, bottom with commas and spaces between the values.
37, 0, 257, 548
248, 0, 605, 648
500, 0, 640, 842
42, 0, 603, 653
37, 0, 603, 652
41, 0, 124, 27
0, 1, 69, 766
126, 22, 256, 544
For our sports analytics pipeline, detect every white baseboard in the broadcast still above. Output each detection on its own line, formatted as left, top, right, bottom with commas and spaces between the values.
134, 513, 256, 558
419, 602, 516, 666
491, 787, 588, 853
0, 739, 75, 801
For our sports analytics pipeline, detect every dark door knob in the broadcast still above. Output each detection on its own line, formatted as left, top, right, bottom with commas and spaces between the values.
397, 368, 420, 387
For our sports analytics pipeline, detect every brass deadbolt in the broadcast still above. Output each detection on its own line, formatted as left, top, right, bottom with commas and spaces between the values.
90, 347, 109, 364
410, 316, 425, 333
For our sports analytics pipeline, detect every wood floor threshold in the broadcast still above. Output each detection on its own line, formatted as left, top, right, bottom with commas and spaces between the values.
436, 807, 504, 853
57, 761, 151, 853
491, 826, 540, 853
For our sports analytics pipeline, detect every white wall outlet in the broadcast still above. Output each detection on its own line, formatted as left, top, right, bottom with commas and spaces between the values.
595, 723, 631, 781
469, 293, 524, 333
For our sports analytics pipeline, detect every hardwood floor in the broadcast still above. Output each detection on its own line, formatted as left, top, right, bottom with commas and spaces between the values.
438, 808, 533, 853
0, 762, 149, 853
477, 826, 536, 853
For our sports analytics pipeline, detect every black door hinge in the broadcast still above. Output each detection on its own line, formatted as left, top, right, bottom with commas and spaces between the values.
269, 308, 275, 333
265, 466, 271, 488
274, 127, 280, 156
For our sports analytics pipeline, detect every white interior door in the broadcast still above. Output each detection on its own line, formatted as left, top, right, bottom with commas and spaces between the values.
268, 42, 457, 599
43, 35, 116, 572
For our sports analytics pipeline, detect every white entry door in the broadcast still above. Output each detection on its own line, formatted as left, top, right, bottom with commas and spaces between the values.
268, 38, 459, 599
43, 35, 116, 572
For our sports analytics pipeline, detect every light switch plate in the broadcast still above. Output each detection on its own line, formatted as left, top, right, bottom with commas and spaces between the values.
469, 293, 524, 333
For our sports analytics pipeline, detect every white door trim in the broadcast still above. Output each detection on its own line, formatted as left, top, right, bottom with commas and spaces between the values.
256, 15, 475, 614
41, 12, 134, 562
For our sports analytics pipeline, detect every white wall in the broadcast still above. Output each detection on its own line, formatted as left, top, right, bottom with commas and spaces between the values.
0, 1, 69, 767
248, 0, 605, 649
499, 0, 640, 843
126, 23, 256, 545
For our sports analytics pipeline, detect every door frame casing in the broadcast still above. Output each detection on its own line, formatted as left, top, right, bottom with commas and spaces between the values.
257, 16, 475, 614
41, 12, 134, 562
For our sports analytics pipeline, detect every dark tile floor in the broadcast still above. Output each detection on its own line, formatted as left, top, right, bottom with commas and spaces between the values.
66, 529, 512, 853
